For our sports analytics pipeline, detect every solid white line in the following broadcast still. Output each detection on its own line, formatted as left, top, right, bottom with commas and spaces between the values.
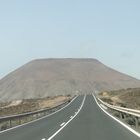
100, 104, 107, 110
60, 122, 65, 127
42, 138, 46, 140
47, 95, 86, 140
92, 94, 140, 138
70, 116, 73, 119
0, 96, 78, 134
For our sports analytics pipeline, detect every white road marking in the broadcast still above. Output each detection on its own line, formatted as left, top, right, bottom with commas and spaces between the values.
92, 94, 140, 138
47, 95, 86, 140
0, 96, 78, 134
60, 122, 65, 127
42, 138, 46, 140
100, 104, 107, 110
70, 116, 73, 119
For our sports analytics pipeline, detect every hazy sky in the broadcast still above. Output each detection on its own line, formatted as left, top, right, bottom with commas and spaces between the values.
0, 0, 140, 79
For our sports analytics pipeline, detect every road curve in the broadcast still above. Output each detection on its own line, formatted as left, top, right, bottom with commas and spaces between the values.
0, 95, 84, 140
0, 95, 139, 140
52, 95, 139, 140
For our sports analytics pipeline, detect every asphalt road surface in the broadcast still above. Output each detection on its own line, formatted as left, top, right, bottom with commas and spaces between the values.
0, 95, 139, 140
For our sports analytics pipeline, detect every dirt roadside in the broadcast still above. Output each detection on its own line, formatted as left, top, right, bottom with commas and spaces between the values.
0, 95, 72, 117
98, 88, 140, 110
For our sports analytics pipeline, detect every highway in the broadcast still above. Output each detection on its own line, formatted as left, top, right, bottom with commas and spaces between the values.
0, 95, 84, 140
0, 95, 139, 140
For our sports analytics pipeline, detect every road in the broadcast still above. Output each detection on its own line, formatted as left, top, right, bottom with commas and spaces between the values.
0, 95, 84, 140
0, 95, 139, 140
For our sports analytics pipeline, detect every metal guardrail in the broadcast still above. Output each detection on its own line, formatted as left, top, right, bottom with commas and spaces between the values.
98, 98, 140, 117
97, 97, 140, 128
0, 97, 72, 131
0, 100, 69, 120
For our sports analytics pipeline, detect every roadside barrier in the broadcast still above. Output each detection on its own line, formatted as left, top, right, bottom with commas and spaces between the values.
97, 97, 140, 129
0, 98, 72, 131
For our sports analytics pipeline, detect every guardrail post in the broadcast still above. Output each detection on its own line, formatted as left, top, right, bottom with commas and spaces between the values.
9, 120, 12, 128
122, 113, 127, 119
119, 112, 123, 119
0, 98, 71, 132
18, 117, 21, 125
37, 113, 39, 119
97, 97, 140, 132
134, 117, 139, 128
43, 112, 46, 116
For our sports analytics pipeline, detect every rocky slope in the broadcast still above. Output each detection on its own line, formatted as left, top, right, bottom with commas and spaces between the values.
0, 58, 140, 102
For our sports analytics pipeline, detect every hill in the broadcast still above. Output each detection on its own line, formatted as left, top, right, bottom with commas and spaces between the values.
0, 58, 140, 101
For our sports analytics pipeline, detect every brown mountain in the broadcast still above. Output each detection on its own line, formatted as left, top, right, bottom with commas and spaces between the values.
0, 58, 140, 102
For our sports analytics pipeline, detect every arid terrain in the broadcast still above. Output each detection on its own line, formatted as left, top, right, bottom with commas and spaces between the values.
98, 88, 140, 109
0, 58, 140, 102
0, 95, 71, 117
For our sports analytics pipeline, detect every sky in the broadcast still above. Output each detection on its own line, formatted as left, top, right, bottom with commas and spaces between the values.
0, 0, 140, 79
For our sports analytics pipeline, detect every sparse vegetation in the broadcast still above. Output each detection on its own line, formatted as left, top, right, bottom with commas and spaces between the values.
98, 88, 140, 109
0, 95, 71, 117
0, 95, 72, 131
